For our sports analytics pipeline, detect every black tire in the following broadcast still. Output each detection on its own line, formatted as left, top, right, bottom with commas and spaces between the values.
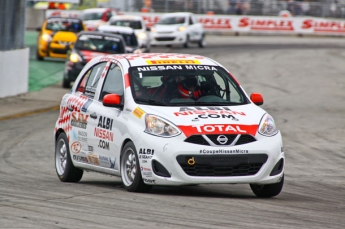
36, 49, 44, 61
62, 77, 70, 88
55, 132, 83, 182
120, 142, 152, 193
250, 174, 284, 198
198, 34, 206, 48
183, 35, 190, 48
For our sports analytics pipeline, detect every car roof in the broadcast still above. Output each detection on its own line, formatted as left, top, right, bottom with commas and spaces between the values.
95, 53, 218, 67
98, 25, 135, 34
110, 15, 143, 21
82, 8, 111, 13
161, 12, 193, 17
77, 31, 124, 39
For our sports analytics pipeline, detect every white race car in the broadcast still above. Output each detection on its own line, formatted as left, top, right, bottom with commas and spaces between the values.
150, 12, 206, 48
108, 15, 151, 52
54, 53, 285, 198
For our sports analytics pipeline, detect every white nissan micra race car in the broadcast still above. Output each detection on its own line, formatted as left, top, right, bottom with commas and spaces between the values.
54, 53, 285, 198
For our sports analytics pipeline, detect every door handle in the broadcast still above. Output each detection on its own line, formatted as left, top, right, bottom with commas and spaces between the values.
90, 113, 97, 119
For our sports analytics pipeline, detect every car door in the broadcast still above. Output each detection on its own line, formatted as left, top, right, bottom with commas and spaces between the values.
188, 14, 202, 42
84, 62, 125, 172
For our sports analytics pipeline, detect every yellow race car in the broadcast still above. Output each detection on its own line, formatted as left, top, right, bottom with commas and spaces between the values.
36, 17, 86, 60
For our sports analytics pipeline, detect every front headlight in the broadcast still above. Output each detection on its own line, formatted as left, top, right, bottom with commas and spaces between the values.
258, 114, 279, 136
41, 33, 52, 42
137, 32, 146, 40
145, 114, 181, 137
69, 52, 82, 63
178, 26, 186, 32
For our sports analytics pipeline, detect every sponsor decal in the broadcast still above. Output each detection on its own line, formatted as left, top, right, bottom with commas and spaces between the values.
141, 160, 148, 163
185, 65, 217, 71
110, 157, 116, 169
99, 155, 110, 162
98, 116, 113, 130
71, 141, 82, 154
174, 107, 246, 117
239, 17, 294, 31
88, 153, 100, 165
139, 148, 154, 155
81, 98, 92, 112
193, 114, 239, 121
199, 17, 232, 29
200, 149, 249, 154
73, 155, 89, 163
88, 145, 94, 152
78, 130, 87, 142
139, 155, 153, 159
98, 140, 110, 150
178, 124, 258, 137
141, 166, 152, 172
143, 179, 155, 184
302, 19, 345, 33
133, 107, 145, 119
71, 111, 89, 129
146, 59, 200, 65
94, 127, 114, 141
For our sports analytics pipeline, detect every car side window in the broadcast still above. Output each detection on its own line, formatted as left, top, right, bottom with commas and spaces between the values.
189, 16, 193, 25
82, 62, 107, 98
99, 63, 124, 101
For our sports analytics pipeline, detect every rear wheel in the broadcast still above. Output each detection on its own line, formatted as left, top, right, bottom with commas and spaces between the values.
250, 174, 284, 198
55, 132, 83, 182
120, 142, 152, 193
198, 34, 206, 48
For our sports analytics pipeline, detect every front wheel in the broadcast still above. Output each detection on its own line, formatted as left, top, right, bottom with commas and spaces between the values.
120, 142, 152, 193
183, 35, 190, 48
36, 49, 44, 61
62, 75, 71, 88
250, 174, 284, 198
55, 132, 83, 182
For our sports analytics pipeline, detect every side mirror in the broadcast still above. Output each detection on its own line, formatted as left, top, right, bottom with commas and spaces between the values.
103, 93, 123, 108
250, 93, 264, 106
146, 27, 151, 32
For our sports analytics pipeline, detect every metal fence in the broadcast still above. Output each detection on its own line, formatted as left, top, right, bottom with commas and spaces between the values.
0, 0, 26, 51
129, 0, 345, 19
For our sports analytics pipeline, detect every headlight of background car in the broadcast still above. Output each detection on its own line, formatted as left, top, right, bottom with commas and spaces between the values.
41, 33, 52, 42
69, 52, 82, 63
178, 26, 186, 32
258, 114, 279, 136
145, 114, 181, 137
137, 32, 146, 40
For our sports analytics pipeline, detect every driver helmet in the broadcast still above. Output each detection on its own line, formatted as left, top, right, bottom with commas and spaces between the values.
177, 75, 201, 98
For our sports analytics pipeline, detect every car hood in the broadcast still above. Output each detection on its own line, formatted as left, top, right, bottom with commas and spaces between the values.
138, 104, 266, 137
51, 31, 78, 42
153, 24, 183, 33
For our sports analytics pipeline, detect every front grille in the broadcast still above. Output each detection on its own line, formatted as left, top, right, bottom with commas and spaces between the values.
155, 37, 175, 41
177, 154, 268, 177
184, 134, 256, 146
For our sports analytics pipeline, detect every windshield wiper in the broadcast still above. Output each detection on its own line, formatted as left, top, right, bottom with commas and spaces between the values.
135, 98, 167, 106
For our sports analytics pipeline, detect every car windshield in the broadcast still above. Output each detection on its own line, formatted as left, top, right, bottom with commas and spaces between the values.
81, 12, 103, 21
46, 18, 83, 32
103, 31, 138, 47
74, 34, 125, 53
157, 16, 185, 25
129, 65, 248, 106
110, 20, 142, 30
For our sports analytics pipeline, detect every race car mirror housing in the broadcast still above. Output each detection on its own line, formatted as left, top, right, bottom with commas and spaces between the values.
103, 94, 123, 108
250, 93, 264, 106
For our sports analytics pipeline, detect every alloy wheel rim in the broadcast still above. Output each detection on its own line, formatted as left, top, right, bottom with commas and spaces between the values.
55, 139, 67, 175
122, 148, 137, 186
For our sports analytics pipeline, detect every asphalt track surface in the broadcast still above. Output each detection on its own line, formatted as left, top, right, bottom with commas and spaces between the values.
1, 35, 345, 228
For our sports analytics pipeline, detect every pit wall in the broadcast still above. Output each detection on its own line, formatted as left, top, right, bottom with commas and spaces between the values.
44, 9, 345, 36
0, 48, 29, 98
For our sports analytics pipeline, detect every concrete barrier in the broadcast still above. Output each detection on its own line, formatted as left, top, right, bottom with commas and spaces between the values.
0, 48, 29, 98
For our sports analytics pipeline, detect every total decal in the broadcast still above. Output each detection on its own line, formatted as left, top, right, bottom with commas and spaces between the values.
178, 124, 258, 138
140, 166, 152, 178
